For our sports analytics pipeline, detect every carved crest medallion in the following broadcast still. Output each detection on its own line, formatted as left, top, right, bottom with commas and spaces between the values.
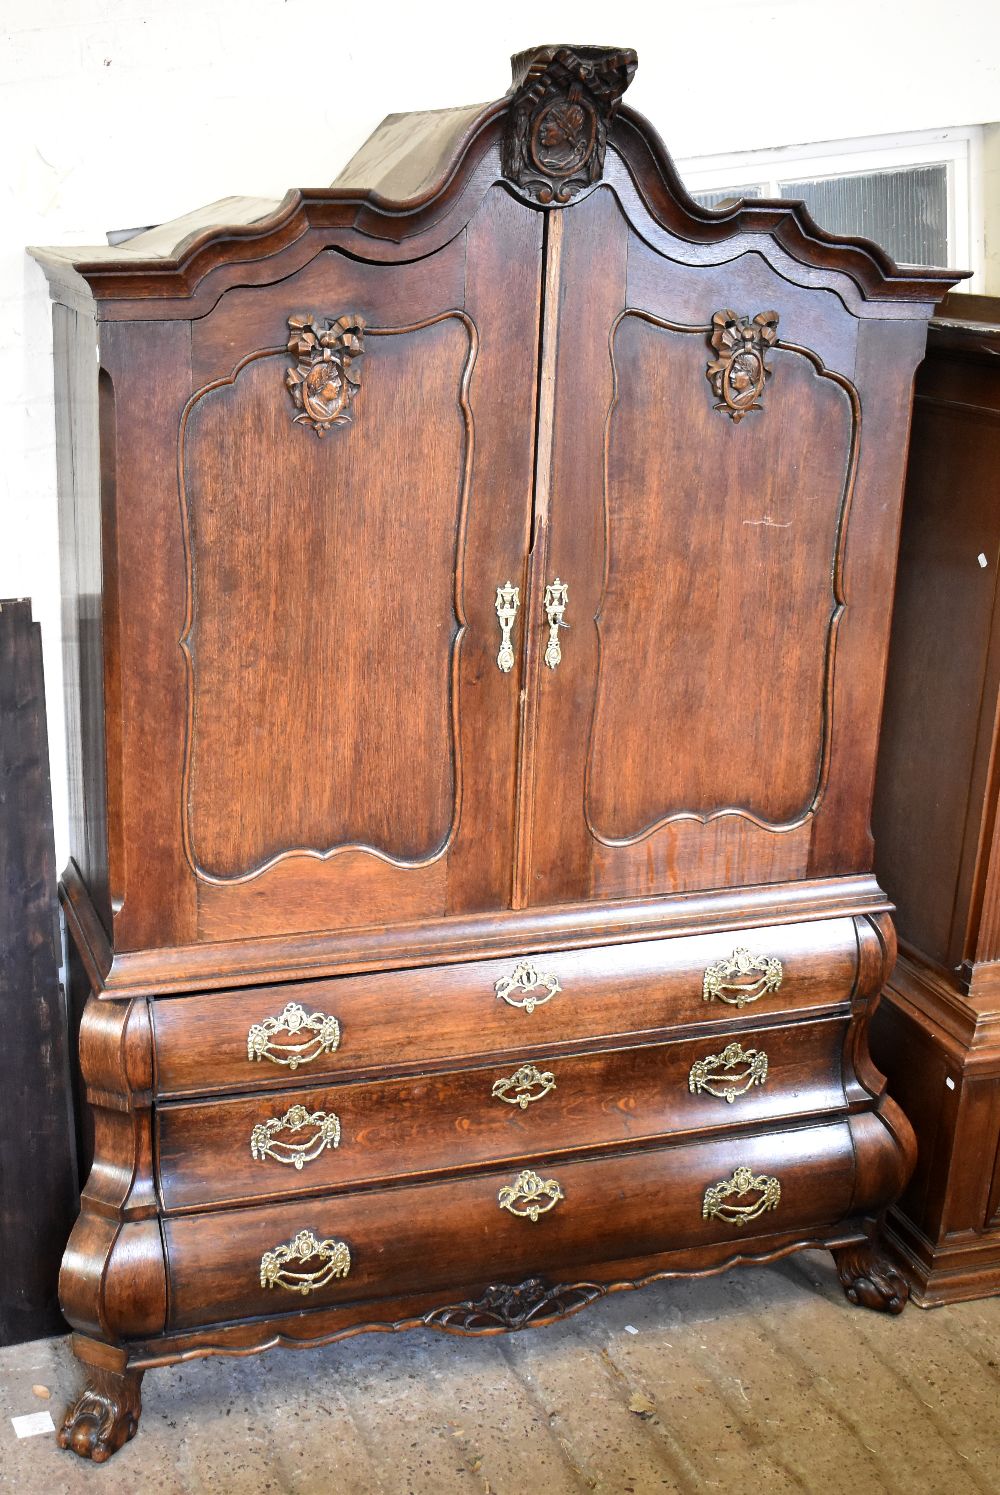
285, 312, 365, 435
502, 45, 638, 205
706, 309, 780, 422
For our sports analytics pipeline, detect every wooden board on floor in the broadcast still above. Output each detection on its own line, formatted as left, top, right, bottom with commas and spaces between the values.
0, 597, 77, 1345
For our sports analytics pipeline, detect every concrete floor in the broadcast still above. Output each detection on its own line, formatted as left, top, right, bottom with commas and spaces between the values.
1, 1252, 998, 1494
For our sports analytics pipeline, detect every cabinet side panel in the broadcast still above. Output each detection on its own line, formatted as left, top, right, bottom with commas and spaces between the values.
53, 302, 110, 930
873, 357, 1000, 967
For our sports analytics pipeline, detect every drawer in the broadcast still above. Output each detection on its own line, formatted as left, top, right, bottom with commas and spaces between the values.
152, 918, 859, 1097
156, 1016, 850, 1210
163, 1119, 857, 1329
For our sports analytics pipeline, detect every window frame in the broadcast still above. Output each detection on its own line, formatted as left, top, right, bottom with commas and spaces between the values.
676, 126, 984, 289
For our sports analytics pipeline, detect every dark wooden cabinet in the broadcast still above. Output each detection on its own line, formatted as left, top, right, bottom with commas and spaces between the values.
32, 44, 961, 1460
872, 293, 1000, 1305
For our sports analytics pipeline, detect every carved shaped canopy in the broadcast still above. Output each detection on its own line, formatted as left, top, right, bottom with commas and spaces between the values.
502, 44, 638, 205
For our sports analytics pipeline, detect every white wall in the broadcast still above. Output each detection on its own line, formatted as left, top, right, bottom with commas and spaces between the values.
3, 0, 999, 867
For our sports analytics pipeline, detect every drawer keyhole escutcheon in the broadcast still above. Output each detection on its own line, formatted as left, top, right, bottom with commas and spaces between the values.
498, 1169, 564, 1221
494, 960, 561, 1013
688, 1042, 769, 1103
250, 1104, 341, 1169
259, 1229, 351, 1294
247, 1001, 341, 1069
492, 1063, 557, 1108
702, 1166, 781, 1228
702, 948, 783, 1008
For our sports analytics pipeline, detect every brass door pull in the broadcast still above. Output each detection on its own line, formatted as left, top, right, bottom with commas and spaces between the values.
688, 1042, 769, 1104
494, 959, 561, 1013
250, 1104, 341, 1169
259, 1229, 351, 1294
492, 1063, 557, 1108
495, 581, 520, 673
543, 578, 569, 668
247, 1001, 341, 1069
702, 1166, 781, 1228
498, 1169, 564, 1220
702, 948, 783, 1008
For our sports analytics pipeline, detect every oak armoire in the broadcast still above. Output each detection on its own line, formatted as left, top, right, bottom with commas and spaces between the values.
32, 44, 962, 1461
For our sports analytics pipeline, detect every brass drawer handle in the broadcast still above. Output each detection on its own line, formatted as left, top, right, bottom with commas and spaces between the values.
703, 1166, 781, 1228
543, 578, 569, 669
702, 948, 783, 1008
492, 1062, 557, 1109
250, 1104, 341, 1169
688, 1042, 769, 1104
260, 1229, 351, 1295
498, 1168, 564, 1221
495, 580, 520, 673
494, 959, 561, 1013
247, 1000, 341, 1069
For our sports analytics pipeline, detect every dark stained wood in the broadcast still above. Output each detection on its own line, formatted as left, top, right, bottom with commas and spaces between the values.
871, 294, 1000, 1304
30, 42, 962, 1458
163, 1122, 862, 1331
151, 918, 860, 1098
0, 598, 77, 1346
156, 1016, 850, 1211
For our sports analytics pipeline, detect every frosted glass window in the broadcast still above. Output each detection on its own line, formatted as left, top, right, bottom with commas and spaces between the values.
691, 185, 766, 209
780, 165, 949, 267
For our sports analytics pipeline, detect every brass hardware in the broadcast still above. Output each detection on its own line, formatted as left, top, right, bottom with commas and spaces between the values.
247, 1001, 341, 1069
702, 1165, 781, 1228
495, 581, 520, 673
250, 1104, 341, 1169
492, 1062, 557, 1109
702, 948, 783, 1008
259, 1229, 351, 1294
688, 1042, 769, 1104
498, 1169, 564, 1221
543, 578, 570, 669
494, 959, 562, 1013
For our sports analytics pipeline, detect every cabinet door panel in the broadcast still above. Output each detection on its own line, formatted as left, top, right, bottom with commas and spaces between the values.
183, 313, 472, 879
588, 309, 856, 838
110, 186, 542, 950
525, 188, 870, 906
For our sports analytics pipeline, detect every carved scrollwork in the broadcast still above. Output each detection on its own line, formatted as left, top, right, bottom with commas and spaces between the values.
503, 45, 638, 205
702, 948, 783, 1008
285, 313, 365, 435
260, 1229, 351, 1294
834, 1236, 909, 1314
423, 1277, 604, 1333
706, 309, 780, 422
688, 1041, 769, 1103
246, 1000, 341, 1069
250, 1103, 341, 1169
702, 1165, 782, 1228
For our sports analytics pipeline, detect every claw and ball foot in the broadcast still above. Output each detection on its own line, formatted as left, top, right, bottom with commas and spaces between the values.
58, 1366, 144, 1461
833, 1237, 909, 1314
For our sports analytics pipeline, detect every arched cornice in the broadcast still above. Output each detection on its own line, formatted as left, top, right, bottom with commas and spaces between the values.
30, 44, 965, 319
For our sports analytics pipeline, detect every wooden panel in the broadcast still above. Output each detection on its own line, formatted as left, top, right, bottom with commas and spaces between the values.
523, 188, 925, 909
182, 315, 471, 878
52, 304, 110, 931
163, 1121, 858, 1329
588, 312, 854, 836
156, 1016, 849, 1210
151, 916, 859, 1099
873, 375, 1000, 969
0, 600, 77, 1345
